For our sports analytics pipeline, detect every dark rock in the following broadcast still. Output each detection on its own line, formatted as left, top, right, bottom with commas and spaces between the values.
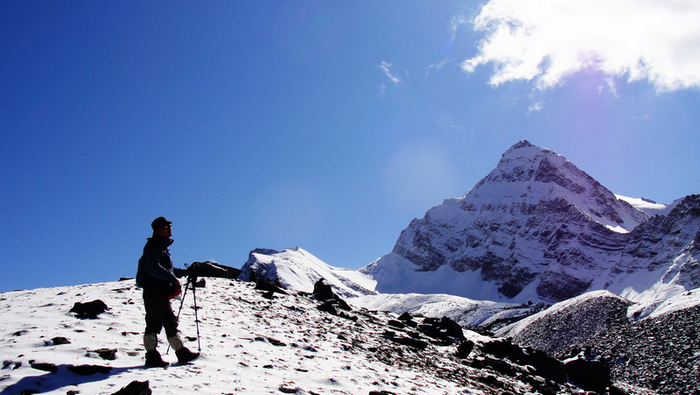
482, 338, 566, 383
456, 340, 474, 358
112, 380, 151, 395
564, 356, 611, 393
312, 278, 334, 301
3, 361, 22, 370
69, 299, 109, 319
397, 312, 413, 321
417, 316, 465, 344
387, 319, 405, 329
387, 335, 428, 350
68, 364, 112, 375
317, 300, 357, 321
524, 348, 567, 384
50, 336, 71, 345
93, 348, 118, 360
439, 316, 465, 339
30, 362, 57, 373
255, 279, 288, 295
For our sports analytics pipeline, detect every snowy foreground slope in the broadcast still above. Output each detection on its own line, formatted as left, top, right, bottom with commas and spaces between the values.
0, 278, 653, 395
242, 243, 700, 393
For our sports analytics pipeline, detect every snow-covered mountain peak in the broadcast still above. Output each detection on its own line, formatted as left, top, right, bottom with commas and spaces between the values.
362, 142, 700, 304
466, 140, 646, 232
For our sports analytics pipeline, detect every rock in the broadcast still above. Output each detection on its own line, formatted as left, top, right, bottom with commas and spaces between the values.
317, 300, 357, 321
387, 319, 405, 329
417, 316, 464, 344
564, 356, 611, 393
111, 380, 151, 395
481, 338, 566, 383
50, 336, 71, 345
386, 335, 428, 350
30, 362, 57, 373
456, 340, 474, 358
255, 279, 288, 295
397, 312, 413, 321
312, 278, 335, 301
92, 348, 118, 360
68, 364, 112, 375
69, 299, 108, 319
439, 316, 465, 340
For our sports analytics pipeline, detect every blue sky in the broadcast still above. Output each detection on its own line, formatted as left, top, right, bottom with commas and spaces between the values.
1, 0, 699, 292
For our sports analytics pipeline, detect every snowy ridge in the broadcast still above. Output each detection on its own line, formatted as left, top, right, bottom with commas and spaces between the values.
239, 247, 377, 299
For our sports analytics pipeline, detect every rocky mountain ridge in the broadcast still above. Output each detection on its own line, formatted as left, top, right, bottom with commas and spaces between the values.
361, 141, 700, 305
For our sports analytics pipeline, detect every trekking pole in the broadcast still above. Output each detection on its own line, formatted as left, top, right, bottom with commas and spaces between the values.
175, 276, 191, 321
167, 276, 191, 354
191, 276, 202, 352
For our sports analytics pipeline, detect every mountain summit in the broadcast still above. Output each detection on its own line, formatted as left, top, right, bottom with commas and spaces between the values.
361, 141, 700, 304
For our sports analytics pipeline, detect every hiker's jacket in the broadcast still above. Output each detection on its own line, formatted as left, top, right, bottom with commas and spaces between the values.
136, 236, 177, 288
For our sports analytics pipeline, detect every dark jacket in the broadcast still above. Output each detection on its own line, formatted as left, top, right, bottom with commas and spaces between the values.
136, 236, 178, 288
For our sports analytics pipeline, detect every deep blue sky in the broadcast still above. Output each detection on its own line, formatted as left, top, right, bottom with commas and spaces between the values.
2, 1, 699, 292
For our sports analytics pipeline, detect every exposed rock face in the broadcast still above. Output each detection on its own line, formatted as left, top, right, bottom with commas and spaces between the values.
362, 141, 700, 303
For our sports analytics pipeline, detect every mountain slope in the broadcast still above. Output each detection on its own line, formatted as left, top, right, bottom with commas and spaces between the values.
496, 289, 700, 395
1, 278, 609, 395
361, 141, 700, 304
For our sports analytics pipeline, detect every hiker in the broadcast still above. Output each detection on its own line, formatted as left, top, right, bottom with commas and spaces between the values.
135, 217, 199, 367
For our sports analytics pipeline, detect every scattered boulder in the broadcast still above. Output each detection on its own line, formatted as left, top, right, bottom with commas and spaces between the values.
564, 355, 611, 393
317, 300, 357, 321
481, 338, 566, 383
457, 340, 475, 358
50, 336, 71, 345
397, 312, 418, 328
3, 361, 22, 370
383, 331, 428, 350
255, 279, 288, 295
91, 348, 118, 360
69, 299, 109, 319
30, 362, 57, 373
397, 312, 413, 321
68, 364, 112, 375
112, 380, 151, 395
418, 316, 465, 344
312, 278, 334, 301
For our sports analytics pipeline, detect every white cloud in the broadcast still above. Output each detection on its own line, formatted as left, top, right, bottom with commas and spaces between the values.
378, 61, 401, 84
462, 0, 700, 92
527, 102, 544, 114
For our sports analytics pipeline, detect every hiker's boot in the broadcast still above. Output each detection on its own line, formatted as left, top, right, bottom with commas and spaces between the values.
168, 334, 200, 364
144, 333, 169, 367
145, 350, 169, 367
175, 347, 199, 364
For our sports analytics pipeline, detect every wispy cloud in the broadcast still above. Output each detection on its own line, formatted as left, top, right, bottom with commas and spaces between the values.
378, 61, 401, 84
462, 0, 700, 92
527, 102, 544, 114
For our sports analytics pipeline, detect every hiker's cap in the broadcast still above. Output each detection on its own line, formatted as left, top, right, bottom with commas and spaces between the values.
151, 217, 172, 231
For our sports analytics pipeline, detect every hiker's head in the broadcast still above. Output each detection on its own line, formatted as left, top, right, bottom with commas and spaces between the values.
151, 217, 172, 237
